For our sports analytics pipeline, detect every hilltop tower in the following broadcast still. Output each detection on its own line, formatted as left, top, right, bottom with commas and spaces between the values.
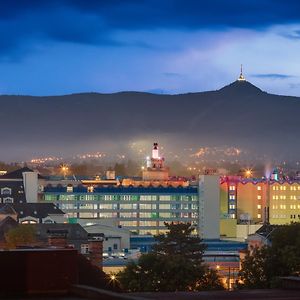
238, 64, 246, 81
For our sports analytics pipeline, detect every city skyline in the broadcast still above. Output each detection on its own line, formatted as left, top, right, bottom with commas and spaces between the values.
0, 1, 300, 96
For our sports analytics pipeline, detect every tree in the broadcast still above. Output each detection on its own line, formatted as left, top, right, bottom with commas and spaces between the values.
239, 223, 300, 289
5, 225, 36, 248
153, 222, 206, 262
118, 222, 224, 292
196, 268, 224, 291
239, 246, 278, 288
271, 223, 300, 274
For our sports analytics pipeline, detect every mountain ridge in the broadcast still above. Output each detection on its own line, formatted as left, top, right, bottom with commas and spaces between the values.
0, 80, 299, 161
0, 80, 297, 99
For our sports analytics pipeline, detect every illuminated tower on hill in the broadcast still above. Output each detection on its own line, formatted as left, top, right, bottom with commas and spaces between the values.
238, 64, 246, 81
143, 142, 169, 181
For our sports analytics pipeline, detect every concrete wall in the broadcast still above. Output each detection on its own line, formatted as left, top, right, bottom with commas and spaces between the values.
23, 172, 38, 203
236, 224, 262, 240
220, 219, 237, 238
199, 175, 220, 239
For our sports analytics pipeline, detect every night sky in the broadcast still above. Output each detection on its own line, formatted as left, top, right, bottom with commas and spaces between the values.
1, 0, 300, 96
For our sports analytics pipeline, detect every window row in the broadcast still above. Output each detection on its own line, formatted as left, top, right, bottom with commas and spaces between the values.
67, 212, 198, 219
59, 203, 198, 210
45, 194, 198, 202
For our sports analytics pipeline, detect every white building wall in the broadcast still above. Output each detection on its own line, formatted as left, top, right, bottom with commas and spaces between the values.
83, 224, 130, 250
23, 172, 38, 203
199, 175, 220, 239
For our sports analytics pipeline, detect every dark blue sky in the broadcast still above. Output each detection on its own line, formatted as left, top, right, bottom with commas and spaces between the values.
1, 0, 300, 95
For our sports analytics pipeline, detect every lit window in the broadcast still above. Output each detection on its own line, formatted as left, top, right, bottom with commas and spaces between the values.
257, 195, 262, 200
3, 197, 13, 203
87, 186, 94, 193
81, 244, 89, 254
257, 204, 261, 209
67, 186, 73, 193
229, 186, 236, 191
257, 186, 262, 191
229, 195, 235, 200
257, 214, 261, 218
229, 204, 235, 209
1, 187, 11, 195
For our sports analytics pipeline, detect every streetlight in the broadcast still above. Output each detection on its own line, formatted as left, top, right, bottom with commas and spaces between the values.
61, 164, 69, 179
245, 168, 253, 178
110, 274, 116, 281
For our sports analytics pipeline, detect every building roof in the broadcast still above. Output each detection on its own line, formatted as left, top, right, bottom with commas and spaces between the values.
0, 204, 17, 215
0, 167, 34, 179
0, 203, 65, 220
33, 223, 88, 241
0, 167, 44, 180
255, 223, 278, 239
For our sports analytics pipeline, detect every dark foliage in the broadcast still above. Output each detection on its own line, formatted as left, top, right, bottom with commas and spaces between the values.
118, 222, 224, 292
239, 223, 300, 288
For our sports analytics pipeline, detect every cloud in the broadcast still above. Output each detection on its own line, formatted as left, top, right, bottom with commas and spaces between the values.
1, 0, 300, 60
280, 29, 300, 40
65, 0, 300, 30
251, 73, 295, 80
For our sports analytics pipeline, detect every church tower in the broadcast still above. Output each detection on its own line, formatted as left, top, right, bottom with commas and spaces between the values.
142, 142, 169, 181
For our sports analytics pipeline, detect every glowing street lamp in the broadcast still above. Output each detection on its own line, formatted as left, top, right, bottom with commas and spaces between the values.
61, 164, 69, 179
110, 274, 116, 281
109, 273, 118, 286
245, 168, 253, 178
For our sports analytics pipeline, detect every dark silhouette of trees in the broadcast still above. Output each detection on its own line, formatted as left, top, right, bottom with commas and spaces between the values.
5, 225, 36, 248
239, 223, 300, 288
118, 222, 224, 292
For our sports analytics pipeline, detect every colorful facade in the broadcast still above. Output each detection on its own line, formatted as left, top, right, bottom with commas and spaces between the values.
221, 176, 300, 226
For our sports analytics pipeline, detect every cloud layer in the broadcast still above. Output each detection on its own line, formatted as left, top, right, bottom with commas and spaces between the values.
1, 1, 300, 95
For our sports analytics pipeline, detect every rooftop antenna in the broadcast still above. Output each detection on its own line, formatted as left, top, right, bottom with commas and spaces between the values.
238, 64, 246, 81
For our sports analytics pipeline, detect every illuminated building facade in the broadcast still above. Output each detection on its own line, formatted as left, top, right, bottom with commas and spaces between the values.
43, 186, 199, 235
221, 176, 300, 226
